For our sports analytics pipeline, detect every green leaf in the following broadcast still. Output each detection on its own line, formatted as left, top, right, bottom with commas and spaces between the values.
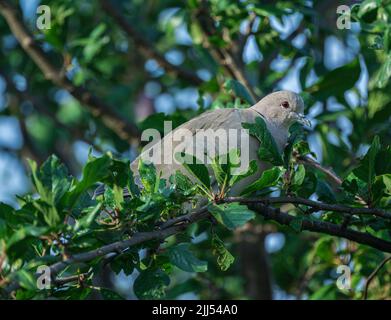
104, 159, 131, 188
375, 54, 391, 88
306, 58, 361, 100
243, 117, 283, 166
316, 181, 337, 203
7, 226, 48, 249
28, 156, 71, 225
358, 0, 380, 18
375, 145, 391, 175
309, 237, 335, 263
229, 159, 258, 188
177, 153, 211, 190
224, 79, 255, 105
292, 164, 306, 187
342, 171, 368, 197
138, 160, 160, 193
28, 155, 71, 206
353, 136, 381, 185
100, 288, 125, 300
289, 216, 304, 233
372, 174, 391, 203
190, 22, 203, 45
208, 203, 255, 230
168, 243, 208, 273
210, 149, 256, 192
241, 167, 284, 196
296, 171, 318, 198
73, 203, 102, 231
133, 269, 170, 300
169, 170, 197, 196
211, 234, 235, 271
65, 154, 112, 208
16, 269, 38, 291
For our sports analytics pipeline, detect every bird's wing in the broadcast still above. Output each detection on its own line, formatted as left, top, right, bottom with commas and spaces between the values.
94, 107, 283, 198
131, 108, 267, 195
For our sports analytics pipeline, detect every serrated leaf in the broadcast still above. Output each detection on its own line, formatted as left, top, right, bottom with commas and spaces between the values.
169, 170, 197, 196
28, 155, 71, 205
176, 153, 211, 190
208, 203, 255, 230
168, 243, 207, 273
241, 167, 284, 196
133, 269, 170, 300
229, 159, 258, 188
224, 79, 255, 105
211, 234, 235, 271
138, 159, 160, 193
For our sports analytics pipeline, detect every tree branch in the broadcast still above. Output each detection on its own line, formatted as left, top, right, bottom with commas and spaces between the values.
4, 195, 391, 297
297, 155, 343, 186
247, 203, 391, 253
100, 0, 203, 86
195, 0, 259, 102
224, 196, 391, 220
0, 0, 140, 145
0, 69, 104, 154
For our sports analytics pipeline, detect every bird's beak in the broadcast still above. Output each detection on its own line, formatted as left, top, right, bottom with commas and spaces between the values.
294, 112, 311, 127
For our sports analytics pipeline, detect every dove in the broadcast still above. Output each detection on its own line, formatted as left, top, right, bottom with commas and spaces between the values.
94, 90, 309, 198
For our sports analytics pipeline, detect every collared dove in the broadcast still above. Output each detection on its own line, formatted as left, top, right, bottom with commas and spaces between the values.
94, 90, 309, 198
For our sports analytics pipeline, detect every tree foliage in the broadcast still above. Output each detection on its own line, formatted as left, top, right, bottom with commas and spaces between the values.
0, 0, 391, 300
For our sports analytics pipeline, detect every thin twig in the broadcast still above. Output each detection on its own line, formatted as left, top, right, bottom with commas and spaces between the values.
54, 272, 91, 286
363, 255, 391, 300
297, 155, 343, 186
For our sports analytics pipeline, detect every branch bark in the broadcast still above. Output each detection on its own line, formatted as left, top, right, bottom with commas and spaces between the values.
0, 0, 140, 145
224, 196, 391, 220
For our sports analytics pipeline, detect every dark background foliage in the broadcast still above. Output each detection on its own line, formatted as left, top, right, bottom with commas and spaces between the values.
0, 0, 391, 300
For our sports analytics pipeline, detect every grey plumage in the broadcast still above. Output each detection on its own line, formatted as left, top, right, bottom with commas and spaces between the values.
94, 90, 308, 198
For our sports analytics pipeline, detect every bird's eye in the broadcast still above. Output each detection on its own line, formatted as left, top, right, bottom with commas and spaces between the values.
281, 101, 290, 109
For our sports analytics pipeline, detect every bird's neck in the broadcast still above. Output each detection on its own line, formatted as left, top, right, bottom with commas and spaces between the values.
267, 122, 289, 152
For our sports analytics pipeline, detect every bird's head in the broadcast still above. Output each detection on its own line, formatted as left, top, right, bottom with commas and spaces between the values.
251, 90, 310, 128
